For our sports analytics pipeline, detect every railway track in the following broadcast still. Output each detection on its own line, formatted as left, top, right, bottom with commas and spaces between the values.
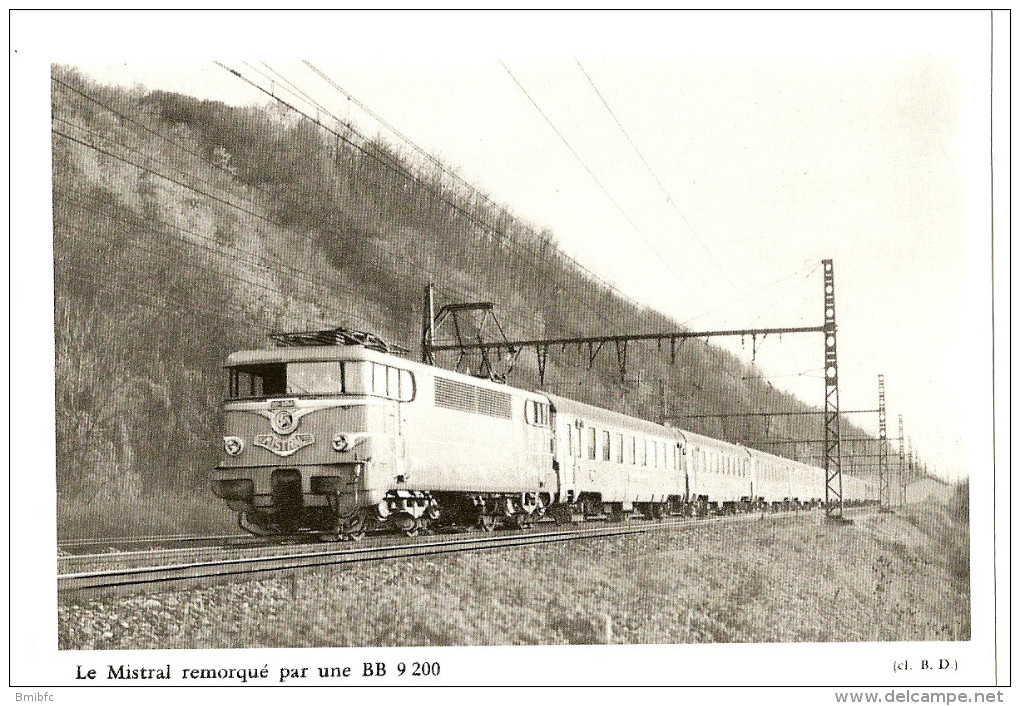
57, 532, 256, 554
59, 507, 871, 599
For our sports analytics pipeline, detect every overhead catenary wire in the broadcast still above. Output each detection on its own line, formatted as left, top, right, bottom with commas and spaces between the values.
229, 58, 728, 386
498, 59, 705, 313
493, 60, 789, 406
52, 79, 512, 335
259, 61, 657, 339
574, 59, 740, 294
215, 61, 628, 335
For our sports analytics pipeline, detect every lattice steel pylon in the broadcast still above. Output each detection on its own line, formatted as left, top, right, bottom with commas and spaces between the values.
898, 415, 906, 507
906, 437, 914, 505
822, 260, 844, 520
878, 374, 891, 511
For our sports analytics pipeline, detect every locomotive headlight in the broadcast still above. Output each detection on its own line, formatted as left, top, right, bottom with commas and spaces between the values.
224, 436, 244, 456
331, 433, 350, 452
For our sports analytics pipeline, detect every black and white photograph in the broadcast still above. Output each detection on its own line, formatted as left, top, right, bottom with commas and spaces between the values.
8, 8, 1009, 699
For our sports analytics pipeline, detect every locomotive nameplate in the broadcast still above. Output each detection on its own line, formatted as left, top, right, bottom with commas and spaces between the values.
254, 432, 314, 457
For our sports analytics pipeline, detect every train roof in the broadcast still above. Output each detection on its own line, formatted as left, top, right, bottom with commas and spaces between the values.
225, 345, 394, 367
543, 392, 676, 438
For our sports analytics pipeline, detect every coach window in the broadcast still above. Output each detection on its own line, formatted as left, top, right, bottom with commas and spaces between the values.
651, 440, 658, 468
602, 430, 611, 461
588, 427, 597, 460
641, 440, 648, 466
614, 433, 624, 463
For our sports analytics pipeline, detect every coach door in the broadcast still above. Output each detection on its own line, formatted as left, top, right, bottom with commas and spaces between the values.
677, 438, 688, 500
555, 415, 578, 503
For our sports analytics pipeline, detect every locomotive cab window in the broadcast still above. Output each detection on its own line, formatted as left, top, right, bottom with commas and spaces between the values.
368, 362, 415, 402
228, 361, 413, 401
525, 400, 550, 426
228, 362, 340, 399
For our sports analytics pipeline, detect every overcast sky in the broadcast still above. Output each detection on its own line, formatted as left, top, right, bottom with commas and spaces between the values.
24, 10, 998, 481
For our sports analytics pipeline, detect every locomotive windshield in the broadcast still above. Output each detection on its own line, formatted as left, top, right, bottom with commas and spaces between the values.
227, 362, 345, 399
227, 360, 415, 401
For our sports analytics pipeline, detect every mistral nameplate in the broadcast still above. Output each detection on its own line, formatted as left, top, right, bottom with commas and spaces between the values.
254, 433, 314, 457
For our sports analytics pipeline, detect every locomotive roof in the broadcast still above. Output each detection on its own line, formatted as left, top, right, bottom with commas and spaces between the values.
225, 345, 396, 367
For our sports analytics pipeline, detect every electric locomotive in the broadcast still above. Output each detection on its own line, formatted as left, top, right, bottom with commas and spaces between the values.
213, 328, 554, 538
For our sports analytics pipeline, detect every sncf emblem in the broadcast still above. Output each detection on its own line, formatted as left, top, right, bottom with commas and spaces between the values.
272, 409, 297, 435
254, 433, 314, 457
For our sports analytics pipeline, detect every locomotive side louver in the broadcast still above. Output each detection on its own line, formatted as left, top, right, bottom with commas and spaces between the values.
435, 377, 511, 419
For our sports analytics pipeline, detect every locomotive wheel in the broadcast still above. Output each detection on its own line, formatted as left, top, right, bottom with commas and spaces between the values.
478, 514, 498, 532
238, 512, 274, 537
397, 515, 420, 537
511, 514, 532, 530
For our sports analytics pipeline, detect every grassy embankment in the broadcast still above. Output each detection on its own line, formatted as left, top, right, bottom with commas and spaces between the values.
59, 487, 969, 648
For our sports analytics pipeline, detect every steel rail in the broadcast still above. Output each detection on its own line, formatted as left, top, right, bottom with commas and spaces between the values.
58, 524, 651, 596
59, 508, 872, 598
57, 532, 251, 551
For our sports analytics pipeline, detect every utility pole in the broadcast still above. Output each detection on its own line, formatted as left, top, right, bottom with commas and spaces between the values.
906, 437, 914, 505
878, 375, 891, 512
822, 260, 845, 521
898, 415, 906, 507
659, 378, 668, 426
